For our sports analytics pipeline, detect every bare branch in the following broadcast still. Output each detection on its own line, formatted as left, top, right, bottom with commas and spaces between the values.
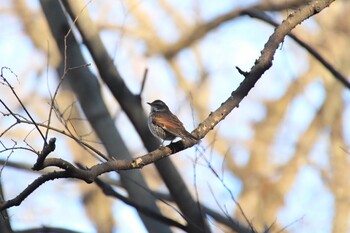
32, 137, 56, 170
93, 177, 187, 232
148, 0, 310, 58
139, 67, 148, 97
0, 67, 47, 144
243, 8, 350, 89
194, 0, 336, 141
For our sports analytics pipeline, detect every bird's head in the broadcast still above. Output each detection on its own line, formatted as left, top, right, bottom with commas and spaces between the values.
147, 100, 169, 112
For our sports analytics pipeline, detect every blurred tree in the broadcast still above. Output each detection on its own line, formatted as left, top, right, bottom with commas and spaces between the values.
0, 0, 347, 233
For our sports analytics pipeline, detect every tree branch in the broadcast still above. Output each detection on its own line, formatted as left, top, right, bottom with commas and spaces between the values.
93, 177, 188, 232
243, 8, 350, 89
0, 67, 47, 144
147, 0, 310, 59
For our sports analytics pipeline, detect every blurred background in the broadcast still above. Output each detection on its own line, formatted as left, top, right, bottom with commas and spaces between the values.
0, 0, 349, 233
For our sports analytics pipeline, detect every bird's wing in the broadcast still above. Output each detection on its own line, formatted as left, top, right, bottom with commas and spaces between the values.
152, 112, 185, 136
152, 112, 198, 140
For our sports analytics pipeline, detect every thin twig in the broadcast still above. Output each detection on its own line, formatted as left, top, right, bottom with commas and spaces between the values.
0, 67, 46, 143
139, 67, 148, 96
204, 155, 257, 233
243, 8, 350, 90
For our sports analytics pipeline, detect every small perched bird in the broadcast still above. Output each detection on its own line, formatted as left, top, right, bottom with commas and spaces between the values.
147, 100, 198, 145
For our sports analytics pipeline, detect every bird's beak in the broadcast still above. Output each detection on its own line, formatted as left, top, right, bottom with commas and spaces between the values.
147, 102, 151, 105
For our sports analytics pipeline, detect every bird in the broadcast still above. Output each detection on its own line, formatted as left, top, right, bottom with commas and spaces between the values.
147, 100, 198, 145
